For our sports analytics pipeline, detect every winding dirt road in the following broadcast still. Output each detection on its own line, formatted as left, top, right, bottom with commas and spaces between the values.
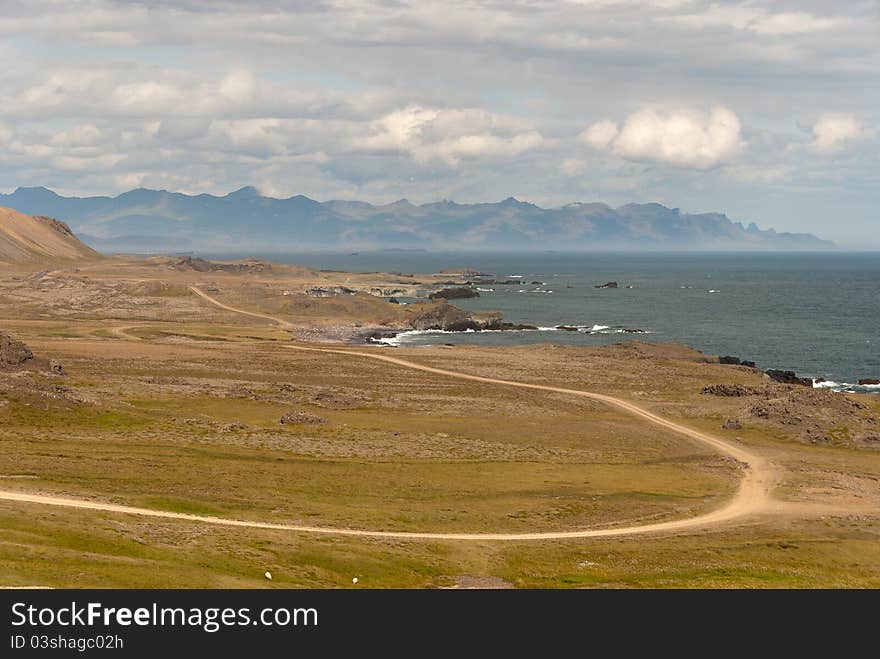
0, 286, 778, 541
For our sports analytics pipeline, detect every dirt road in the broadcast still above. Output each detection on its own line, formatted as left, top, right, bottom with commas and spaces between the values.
0, 286, 778, 541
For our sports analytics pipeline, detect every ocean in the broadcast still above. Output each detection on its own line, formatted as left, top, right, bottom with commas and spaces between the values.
209, 251, 880, 393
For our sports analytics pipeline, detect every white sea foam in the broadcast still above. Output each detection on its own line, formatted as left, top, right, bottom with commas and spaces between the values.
374, 323, 653, 346
813, 380, 840, 388
813, 379, 880, 394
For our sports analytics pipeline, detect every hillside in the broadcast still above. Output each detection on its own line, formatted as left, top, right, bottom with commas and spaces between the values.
0, 206, 100, 263
0, 186, 834, 252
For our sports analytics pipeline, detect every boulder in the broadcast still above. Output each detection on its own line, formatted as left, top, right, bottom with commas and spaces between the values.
766, 369, 813, 387
49, 359, 64, 375
719, 356, 741, 365
858, 378, 880, 386
593, 281, 618, 289
0, 332, 34, 369
722, 419, 743, 430
280, 411, 326, 425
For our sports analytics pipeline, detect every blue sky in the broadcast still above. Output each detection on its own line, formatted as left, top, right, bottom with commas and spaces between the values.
0, 0, 877, 246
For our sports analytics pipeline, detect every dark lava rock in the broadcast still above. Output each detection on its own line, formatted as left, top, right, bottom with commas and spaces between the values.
482, 320, 538, 331
445, 319, 482, 332
741, 360, 757, 368
388, 297, 400, 304
719, 356, 741, 365
366, 330, 398, 342
594, 281, 618, 289
556, 325, 579, 331
766, 369, 813, 387
858, 378, 880, 386
171, 256, 271, 273
280, 411, 326, 425
408, 300, 473, 331
702, 384, 764, 397
0, 332, 34, 369
429, 287, 480, 300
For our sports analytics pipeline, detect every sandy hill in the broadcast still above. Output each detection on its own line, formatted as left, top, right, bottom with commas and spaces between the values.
0, 206, 100, 263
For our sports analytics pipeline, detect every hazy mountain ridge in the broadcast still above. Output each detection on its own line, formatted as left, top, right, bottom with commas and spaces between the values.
0, 186, 834, 252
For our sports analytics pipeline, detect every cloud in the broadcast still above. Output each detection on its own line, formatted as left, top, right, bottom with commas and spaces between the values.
0, 1, 877, 244
354, 106, 543, 165
585, 106, 743, 169
809, 114, 870, 153
579, 120, 619, 149
50, 124, 103, 147
663, 6, 848, 36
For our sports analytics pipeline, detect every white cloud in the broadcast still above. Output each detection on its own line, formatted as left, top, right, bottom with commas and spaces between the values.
809, 114, 870, 153
0, 0, 876, 243
50, 124, 103, 147
663, 5, 848, 36
752, 12, 844, 36
579, 120, 619, 149
355, 105, 543, 165
586, 106, 743, 169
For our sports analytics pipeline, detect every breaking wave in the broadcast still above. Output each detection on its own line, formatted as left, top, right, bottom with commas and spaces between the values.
371, 324, 652, 346
813, 379, 880, 394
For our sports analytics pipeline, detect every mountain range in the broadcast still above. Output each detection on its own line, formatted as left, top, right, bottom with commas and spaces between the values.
0, 186, 833, 253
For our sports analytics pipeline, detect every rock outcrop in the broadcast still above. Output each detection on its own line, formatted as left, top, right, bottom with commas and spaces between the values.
858, 378, 880, 386
170, 256, 271, 273
766, 369, 813, 387
702, 384, 765, 397
594, 281, 618, 289
429, 287, 480, 300
305, 286, 356, 297
719, 356, 757, 368
0, 331, 33, 369
280, 411, 326, 425
407, 300, 474, 331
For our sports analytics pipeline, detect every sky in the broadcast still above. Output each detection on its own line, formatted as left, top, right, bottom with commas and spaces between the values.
0, 0, 877, 247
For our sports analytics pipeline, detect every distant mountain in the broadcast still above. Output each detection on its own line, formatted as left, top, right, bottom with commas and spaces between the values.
0, 206, 100, 264
0, 186, 834, 253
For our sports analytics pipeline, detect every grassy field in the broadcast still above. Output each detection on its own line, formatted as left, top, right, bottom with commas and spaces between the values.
1, 265, 878, 588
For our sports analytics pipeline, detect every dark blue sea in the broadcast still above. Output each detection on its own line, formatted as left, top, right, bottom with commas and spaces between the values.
208, 251, 880, 392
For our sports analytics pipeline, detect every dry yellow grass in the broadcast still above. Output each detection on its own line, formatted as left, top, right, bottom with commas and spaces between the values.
0, 258, 878, 587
